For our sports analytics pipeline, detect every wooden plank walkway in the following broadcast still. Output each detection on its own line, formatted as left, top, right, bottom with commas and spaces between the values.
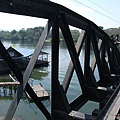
0, 81, 49, 101
26, 84, 50, 101
0, 74, 50, 100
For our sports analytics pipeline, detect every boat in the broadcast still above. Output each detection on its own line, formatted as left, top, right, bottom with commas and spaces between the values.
0, 46, 49, 74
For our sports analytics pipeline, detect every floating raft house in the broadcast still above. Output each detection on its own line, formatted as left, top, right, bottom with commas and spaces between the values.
0, 46, 49, 74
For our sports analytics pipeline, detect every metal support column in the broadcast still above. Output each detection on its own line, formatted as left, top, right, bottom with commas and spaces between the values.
51, 14, 71, 119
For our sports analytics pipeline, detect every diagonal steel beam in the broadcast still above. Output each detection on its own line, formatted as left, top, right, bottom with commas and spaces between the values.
91, 29, 103, 80
62, 30, 85, 93
4, 22, 52, 120
91, 40, 102, 71
23, 22, 50, 88
0, 42, 23, 81
60, 13, 86, 94
106, 40, 113, 72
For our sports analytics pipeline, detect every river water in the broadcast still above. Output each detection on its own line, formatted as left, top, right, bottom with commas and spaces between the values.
0, 41, 99, 120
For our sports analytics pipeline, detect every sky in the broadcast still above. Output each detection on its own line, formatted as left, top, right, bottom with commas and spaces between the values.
0, 0, 120, 31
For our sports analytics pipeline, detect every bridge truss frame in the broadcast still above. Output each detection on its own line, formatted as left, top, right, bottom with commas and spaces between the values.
0, 0, 120, 120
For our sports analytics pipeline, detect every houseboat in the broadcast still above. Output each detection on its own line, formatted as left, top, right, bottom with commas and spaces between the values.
0, 46, 49, 74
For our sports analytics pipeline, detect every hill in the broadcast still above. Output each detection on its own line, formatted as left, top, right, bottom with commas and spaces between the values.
104, 27, 120, 39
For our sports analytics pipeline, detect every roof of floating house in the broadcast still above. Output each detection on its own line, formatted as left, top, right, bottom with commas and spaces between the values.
0, 46, 24, 59
7, 46, 24, 58
27, 51, 48, 57
0, 46, 48, 59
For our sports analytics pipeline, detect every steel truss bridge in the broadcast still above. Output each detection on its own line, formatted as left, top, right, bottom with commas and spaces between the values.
0, 0, 120, 120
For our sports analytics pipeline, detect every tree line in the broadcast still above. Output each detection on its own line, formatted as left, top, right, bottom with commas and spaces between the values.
0, 26, 80, 42
0, 26, 119, 43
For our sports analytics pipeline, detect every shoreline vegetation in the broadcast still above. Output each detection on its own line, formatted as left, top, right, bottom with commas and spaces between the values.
0, 26, 120, 43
